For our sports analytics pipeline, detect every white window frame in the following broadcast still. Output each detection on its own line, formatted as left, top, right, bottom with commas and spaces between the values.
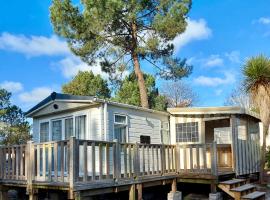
39, 120, 50, 143
64, 117, 74, 140
161, 121, 170, 144
51, 119, 63, 141
38, 111, 89, 142
113, 113, 128, 143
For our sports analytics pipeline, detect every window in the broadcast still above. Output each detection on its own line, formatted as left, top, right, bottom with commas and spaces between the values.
161, 122, 170, 144
114, 114, 127, 143
140, 135, 151, 144
75, 115, 86, 139
176, 122, 199, 142
40, 122, 49, 142
65, 118, 73, 139
114, 114, 127, 124
52, 120, 62, 141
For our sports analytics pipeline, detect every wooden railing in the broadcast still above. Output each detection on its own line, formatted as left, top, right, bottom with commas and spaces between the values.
177, 143, 218, 176
0, 138, 221, 189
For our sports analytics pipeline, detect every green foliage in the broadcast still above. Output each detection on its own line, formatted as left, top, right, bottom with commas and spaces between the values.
0, 88, 31, 145
50, 0, 193, 107
62, 71, 111, 98
243, 55, 270, 91
113, 73, 167, 111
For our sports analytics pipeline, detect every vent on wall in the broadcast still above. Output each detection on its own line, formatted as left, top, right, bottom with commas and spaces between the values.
140, 135, 151, 144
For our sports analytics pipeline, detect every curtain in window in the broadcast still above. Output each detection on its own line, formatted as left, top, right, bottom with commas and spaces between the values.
40, 122, 49, 142
52, 120, 62, 141
65, 118, 73, 139
75, 115, 86, 139
114, 125, 126, 143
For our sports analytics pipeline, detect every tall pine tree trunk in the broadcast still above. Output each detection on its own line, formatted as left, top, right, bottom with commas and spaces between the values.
131, 21, 149, 108
260, 124, 268, 183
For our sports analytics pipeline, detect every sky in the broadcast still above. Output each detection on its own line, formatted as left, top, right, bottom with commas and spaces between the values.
0, 0, 270, 112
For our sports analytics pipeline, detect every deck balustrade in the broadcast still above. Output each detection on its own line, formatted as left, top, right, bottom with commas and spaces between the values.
0, 137, 227, 197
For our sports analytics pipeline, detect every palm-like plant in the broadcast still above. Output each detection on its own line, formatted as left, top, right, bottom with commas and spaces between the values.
243, 55, 270, 183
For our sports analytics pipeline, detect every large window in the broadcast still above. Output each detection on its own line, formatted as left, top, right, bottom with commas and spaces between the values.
40, 122, 49, 142
176, 122, 199, 142
114, 114, 127, 143
65, 118, 73, 139
75, 115, 86, 139
52, 120, 62, 141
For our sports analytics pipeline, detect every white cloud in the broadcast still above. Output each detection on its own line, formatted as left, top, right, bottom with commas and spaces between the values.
225, 50, 240, 63
205, 55, 224, 67
18, 87, 54, 104
194, 72, 235, 87
258, 17, 270, 25
0, 81, 23, 93
0, 32, 70, 57
55, 56, 109, 79
173, 18, 212, 53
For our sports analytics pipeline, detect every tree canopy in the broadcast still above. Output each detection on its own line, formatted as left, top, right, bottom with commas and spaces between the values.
0, 88, 31, 145
62, 71, 111, 98
113, 72, 167, 111
50, 0, 192, 108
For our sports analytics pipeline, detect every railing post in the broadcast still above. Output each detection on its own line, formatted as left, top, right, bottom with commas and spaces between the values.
133, 143, 140, 178
161, 145, 166, 174
175, 145, 180, 173
113, 139, 121, 181
69, 136, 77, 199
211, 142, 218, 176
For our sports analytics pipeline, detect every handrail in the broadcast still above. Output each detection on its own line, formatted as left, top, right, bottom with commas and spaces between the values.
0, 139, 224, 190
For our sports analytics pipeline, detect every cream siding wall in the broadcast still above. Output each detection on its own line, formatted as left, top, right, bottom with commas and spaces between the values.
107, 104, 169, 144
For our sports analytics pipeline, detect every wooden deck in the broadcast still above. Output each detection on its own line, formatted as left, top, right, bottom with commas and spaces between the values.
0, 137, 233, 199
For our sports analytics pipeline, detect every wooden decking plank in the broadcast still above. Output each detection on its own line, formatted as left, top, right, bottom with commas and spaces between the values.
219, 179, 246, 185
242, 191, 266, 199
230, 184, 255, 192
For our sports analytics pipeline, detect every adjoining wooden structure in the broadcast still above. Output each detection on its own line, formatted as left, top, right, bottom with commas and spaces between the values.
168, 107, 261, 177
0, 137, 232, 199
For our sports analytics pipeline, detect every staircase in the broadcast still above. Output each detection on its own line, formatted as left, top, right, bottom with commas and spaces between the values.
218, 179, 266, 200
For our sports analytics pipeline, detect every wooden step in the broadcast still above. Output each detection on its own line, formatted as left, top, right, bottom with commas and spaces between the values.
218, 179, 246, 190
230, 184, 255, 193
241, 191, 266, 200
220, 179, 246, 186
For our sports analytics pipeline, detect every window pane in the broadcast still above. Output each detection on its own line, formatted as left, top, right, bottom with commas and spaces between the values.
65, 118, 73, 139
52, 120, 62, 141
175, 122, 199, 143
40, 122, 49, 142
115, 115, 127, 124
75, 115, 86, 139
114, 124, 126, 143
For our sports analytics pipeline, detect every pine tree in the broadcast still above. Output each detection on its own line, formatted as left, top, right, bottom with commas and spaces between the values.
50, 0, 192, 108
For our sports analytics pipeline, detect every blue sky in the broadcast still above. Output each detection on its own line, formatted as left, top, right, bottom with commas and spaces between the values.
0, 0, 270, 112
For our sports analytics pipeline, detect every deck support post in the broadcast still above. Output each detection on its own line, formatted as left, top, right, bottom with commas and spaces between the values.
27, 189, 38, 200
129, 184, 136, 200
0, 186, 8, 200
171, 178, 177, 193
168, 179, 182, 200
137, 184, 143, 200
210, 182, 217, 193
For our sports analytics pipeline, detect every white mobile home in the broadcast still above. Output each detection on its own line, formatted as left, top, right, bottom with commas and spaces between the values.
26, 92, 170, 145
